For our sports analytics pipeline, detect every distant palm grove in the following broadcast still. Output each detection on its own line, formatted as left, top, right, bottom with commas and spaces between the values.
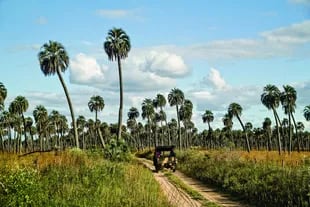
1, 28, 310, 154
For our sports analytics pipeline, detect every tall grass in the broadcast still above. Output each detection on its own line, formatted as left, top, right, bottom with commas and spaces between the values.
177, 150, 310, 207
0, 150, 172, 207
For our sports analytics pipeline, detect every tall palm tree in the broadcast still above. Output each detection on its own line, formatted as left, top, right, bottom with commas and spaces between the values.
202, 110, 214, 148
304, 105, 310, 121
9, 96, 29, 152
153, 94, 169, 144
228, 102, 251, 152
180, 99, 193, 148
33, 105, 48, 151
168, 88, 184, 149
142, 99, 155, 148
262, 117, 272, 150
38, 40, 79, 148
104, 28, 131, 141
261, 84, 282, 154
77, 115, 87, 149
0, 82, 7, 110
127, 107, 140, 148
88, 95, 105, 148
280, 85, 298, 152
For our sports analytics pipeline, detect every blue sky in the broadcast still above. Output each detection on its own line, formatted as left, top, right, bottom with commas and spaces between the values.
1, 0, 310, 131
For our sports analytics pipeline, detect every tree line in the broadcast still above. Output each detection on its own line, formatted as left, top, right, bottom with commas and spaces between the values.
1, 28, 309, 154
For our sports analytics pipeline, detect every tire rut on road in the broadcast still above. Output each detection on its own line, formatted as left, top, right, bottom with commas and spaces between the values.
139, 158, 200, 207
138, 158, 252, 207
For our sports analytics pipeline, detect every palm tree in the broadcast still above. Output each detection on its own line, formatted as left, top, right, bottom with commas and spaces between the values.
228, 102, 251, 152
262, 117, 272, 150
38, 40, 79, 148
9, 96, 29, 152
33, 105, 48, 151
77, 115, 86, 149
142, 99, 155, 148
202, 110, 214, 148
280, 85, 298, 152
180, 99, 193, 148
88, 95, 105, 148
304, 105, 310, 121
153, 94, 169, 145
104, 28, 131, 141
0, 82, 7, 110
261, 84, 282, 154
168, 88, 184, 149
127, 107, 140, 149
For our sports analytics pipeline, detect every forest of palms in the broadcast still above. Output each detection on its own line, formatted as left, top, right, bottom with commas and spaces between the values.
0, 28, 310, 155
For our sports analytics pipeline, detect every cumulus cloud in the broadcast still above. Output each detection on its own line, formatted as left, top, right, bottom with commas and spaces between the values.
142, 51, 189, 77
202, 68, 229, 90
70, 53, 106, 85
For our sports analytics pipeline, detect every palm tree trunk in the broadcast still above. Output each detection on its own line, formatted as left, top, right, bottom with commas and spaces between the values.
176, 105, 181, 149
272, 108, 282, 154
117, 55, 123, 141
290, 112, 300, 152
56, 69, 79, 148
237, 115, 250, 153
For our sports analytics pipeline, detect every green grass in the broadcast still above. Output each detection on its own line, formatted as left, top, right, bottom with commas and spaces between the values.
0, 150, 172, 207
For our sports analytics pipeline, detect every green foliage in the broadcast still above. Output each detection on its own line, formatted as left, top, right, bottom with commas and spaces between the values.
177, 150, 310, 207
0, 168, 46, 207
104, 137, 132, 161
135, 149, 154, 160
0, 152, 171, 207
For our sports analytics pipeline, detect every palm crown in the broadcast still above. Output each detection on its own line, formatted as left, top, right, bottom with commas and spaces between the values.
104, 28, 131, 61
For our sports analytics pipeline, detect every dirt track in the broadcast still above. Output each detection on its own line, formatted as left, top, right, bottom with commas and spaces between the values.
139, 158, 250, 207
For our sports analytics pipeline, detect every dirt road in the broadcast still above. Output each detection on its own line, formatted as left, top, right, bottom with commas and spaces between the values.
139, 158, 250, 207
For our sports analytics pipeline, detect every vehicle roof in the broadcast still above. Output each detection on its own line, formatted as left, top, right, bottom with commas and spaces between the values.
155, 145, 175, 151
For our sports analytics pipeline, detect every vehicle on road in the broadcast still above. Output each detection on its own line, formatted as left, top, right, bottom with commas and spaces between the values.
153, 145, 177, 172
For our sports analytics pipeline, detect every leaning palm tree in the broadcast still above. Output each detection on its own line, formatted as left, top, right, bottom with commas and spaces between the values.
261, 84, 282, 154
228, 102, 251, 152
168, 88, 184, 149
38, 40, 79, 148
104, 28, 131, 141
0, 82, 7, 110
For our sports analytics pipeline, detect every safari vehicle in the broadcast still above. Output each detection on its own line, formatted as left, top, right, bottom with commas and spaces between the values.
153, 145, 177, 172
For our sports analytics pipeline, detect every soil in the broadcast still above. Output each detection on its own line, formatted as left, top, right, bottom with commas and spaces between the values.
138, 158, 251, 207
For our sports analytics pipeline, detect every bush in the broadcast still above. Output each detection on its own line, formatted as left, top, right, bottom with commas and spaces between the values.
104, 138, 132, 161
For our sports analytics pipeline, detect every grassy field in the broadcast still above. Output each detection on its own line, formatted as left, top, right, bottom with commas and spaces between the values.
176, 149, 310, 207
0, 149, 172, 207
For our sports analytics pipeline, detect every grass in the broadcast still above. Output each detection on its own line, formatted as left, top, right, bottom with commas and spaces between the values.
0, 149, 172, 207
177, 149, 310, 207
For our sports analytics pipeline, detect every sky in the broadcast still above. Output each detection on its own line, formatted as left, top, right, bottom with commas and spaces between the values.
1, 0, 310, 132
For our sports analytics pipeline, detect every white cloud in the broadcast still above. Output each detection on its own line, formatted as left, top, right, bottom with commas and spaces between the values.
70, 53, 106, 85
203, 68, 229, 90
289, 0, 310, 5
151, 20, 310, 62
134, 50, 189, 77
261, 20, 310, 44
95, 9, 142, 19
